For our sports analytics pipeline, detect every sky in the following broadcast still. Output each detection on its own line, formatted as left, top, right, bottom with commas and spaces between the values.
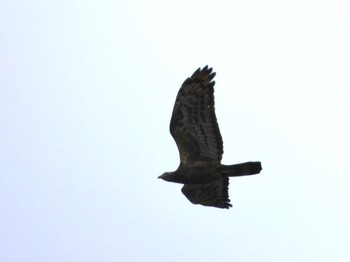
1, 0, 349, 261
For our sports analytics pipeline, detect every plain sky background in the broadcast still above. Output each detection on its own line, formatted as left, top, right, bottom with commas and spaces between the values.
1, 0, 349, 261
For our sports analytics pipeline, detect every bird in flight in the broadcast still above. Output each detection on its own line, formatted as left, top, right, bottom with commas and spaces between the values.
159, 66, 262, 209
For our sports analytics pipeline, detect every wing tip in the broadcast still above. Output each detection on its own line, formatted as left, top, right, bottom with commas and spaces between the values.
191, 65, 216, 83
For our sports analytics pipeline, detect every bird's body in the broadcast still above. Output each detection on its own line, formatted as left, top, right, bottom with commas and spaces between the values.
162, 162, 260, 185
162, 163, 221, 184
159, 66, 261, 208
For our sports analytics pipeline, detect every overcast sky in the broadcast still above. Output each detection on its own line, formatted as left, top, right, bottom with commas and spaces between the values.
1, 1, 350, 261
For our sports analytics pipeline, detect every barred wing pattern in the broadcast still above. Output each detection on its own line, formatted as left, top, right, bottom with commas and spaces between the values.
181, 178, 232, 209
170, 66, 223, 165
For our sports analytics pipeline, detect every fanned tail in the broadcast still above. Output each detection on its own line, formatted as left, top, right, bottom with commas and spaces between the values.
220, 162, 262, 177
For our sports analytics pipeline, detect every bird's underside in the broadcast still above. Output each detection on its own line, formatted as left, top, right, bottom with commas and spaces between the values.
159, 66, 262, 209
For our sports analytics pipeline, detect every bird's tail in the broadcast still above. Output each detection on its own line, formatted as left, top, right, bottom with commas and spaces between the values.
220, 162, 262, 177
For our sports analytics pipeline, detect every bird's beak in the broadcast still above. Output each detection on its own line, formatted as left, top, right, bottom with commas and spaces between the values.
158, 173, 166, 179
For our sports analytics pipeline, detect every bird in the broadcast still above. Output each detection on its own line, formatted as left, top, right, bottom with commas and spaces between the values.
158, 66, 262, 209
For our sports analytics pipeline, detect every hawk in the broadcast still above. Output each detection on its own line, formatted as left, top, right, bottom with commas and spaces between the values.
159, 66, 262, 208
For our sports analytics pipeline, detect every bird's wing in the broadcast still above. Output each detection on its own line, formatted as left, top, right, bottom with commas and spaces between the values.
170, 66, 223, 165
181, 178, 232, 209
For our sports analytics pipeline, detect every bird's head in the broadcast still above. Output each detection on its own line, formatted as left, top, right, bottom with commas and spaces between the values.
158, 172, 174, 182
158, 171, 184, 183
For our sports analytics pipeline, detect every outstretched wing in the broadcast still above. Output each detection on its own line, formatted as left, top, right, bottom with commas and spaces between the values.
181, 178, 232, 209
170, 66, 223, 165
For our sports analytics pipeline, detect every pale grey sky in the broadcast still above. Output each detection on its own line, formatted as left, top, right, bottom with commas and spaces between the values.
1, 1, 349, 261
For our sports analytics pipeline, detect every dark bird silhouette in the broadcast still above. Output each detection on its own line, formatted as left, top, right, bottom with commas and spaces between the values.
159, 66, 262, 208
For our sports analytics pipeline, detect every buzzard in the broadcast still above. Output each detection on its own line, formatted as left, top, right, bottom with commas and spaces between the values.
159, 66, 262, 209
